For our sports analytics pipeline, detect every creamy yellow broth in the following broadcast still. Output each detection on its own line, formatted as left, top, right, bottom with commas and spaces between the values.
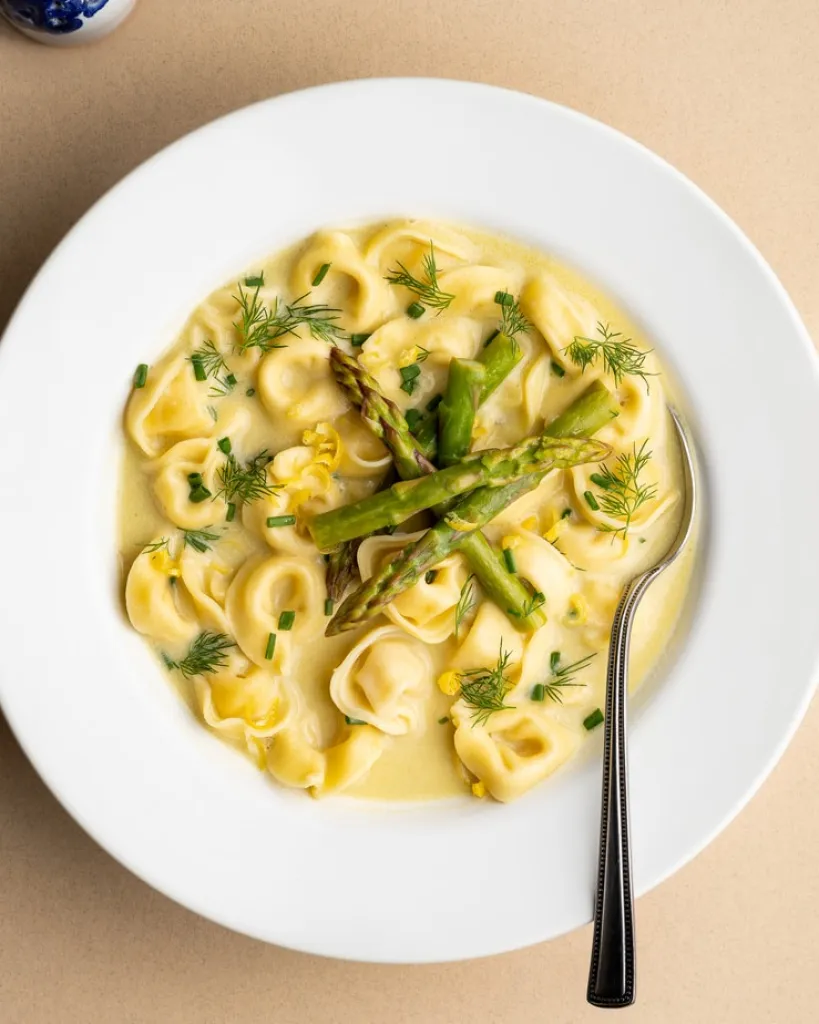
119, 219, 695, 802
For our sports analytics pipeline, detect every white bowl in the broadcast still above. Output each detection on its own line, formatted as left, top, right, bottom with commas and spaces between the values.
1, 79, 817, 964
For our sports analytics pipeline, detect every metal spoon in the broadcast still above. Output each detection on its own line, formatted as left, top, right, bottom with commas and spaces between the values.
587, 407, 697, 1008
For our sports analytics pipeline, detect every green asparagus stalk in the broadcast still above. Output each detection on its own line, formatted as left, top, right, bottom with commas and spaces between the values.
331, 349, 436, 478
310, 434, 607, 550
325, 540, 361, 603
411, 410, 438, 461
325, 435, 610, 635
330, 348, 547, 627
478, 332, 523, 402
438, 358, 486, 466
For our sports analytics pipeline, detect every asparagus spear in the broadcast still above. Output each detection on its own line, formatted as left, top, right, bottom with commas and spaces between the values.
411, 410, 438, 461
325, 435, 609, 635
310, 434, 608, 550
331, 349, 436, 478
478, 332, 523, 402
330, 348, 548, 628
438, 358, 486, 466
325, 540, 361, 603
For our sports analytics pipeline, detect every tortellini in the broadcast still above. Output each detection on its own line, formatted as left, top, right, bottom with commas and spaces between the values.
193, 661, 294, 763
150, 437, 225, 530
258, 339, 349, 428
520, 271, 602, 375
329, 625, 433, 735
126, 353, 216, 457
291, 230, 397, 333
451, 704, 580, 802
438, 265, 525, 318
125, 544, 198, 646
364, 220, 478, 274
225, 555, 326, 669
267, 720, 387, 796
357, 533, 468, 643
178, 534, 252, 633
449, 603, 526, 676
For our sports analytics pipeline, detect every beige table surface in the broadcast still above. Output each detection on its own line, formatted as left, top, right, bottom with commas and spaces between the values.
1, 2, 818, 1021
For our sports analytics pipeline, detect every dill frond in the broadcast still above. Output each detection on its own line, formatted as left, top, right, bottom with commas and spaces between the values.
594, 440, 658, 539
182, 528, 221, 553
216, 450, 279, 505
564, 322, 654, 390
385, 242, 455, 312
539, 652, 596, 705
458, 642, 516, 727
454, 574, 477, 638
171, 631, 235, 678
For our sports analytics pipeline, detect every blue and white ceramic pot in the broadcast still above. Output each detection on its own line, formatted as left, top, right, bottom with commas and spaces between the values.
0, 0, 137, 45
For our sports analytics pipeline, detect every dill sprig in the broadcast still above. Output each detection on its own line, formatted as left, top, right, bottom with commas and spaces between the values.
538, 652, 596, 705
564, 322, 654, 390
499, 294, 531, 341
190, 339, 228, 378
458, 642, 516, 727
509, 589, 545, 620
188, 340, 237, 398
454, 573, 477, 638
385, 242, 455, 312
594, 440, 658, 540
141, 537, 169, 554
216, 450, 279, 505
182, 528, 221, 553
233, 283, 343, 352
166, 631, 235, 678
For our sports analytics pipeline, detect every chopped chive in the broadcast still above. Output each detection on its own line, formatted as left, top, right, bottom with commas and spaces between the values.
583, 708, 604, 731
483, 329, 499, 348
191, 355, 206, 381
312, 262, 331, 287
424, 569, 438, 584
405, 408, 423, 431
639, 537, 647, 544
426, 393, 443, 412
550, 360, 566, 378
225, 373, 238, 389
217, 437, 232, 455
324, 598, 334, 616
189, 485, 212, 503
226, 502, 236, 522
583, 490, 600, 511
503, 548, 517, 574
244, 274, 264, 287
133, 363, 148, 388
531, 683, 546, 702
264, 632, 276, 660
550, 650, 561, 673
187, 472, 203, 485
438, 716, 449, 725
406, 301, 425, 319
589, 472, 611, 490
345, 715, 366, 726
400, 364, 421, 382
561, 507, 573, 519
494, 290, 514, 307
266, 514, 296, 528
278, 610, 296, 631
349, 332, 371, 347
246, 387, 256, 397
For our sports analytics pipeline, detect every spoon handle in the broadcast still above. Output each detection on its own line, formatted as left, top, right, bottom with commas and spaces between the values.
587, 574, 649, 1008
